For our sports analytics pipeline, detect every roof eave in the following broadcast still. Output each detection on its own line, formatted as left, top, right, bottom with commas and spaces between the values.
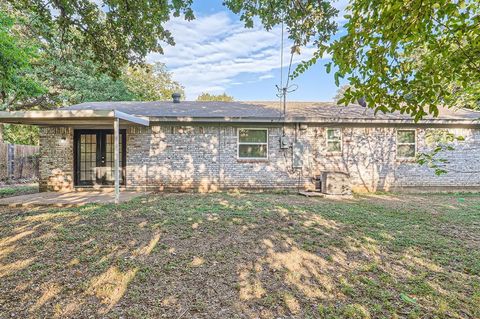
147, 116, 480, 126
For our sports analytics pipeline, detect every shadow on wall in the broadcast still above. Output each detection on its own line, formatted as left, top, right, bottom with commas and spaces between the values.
128, 125, 313, 192
342, 127, 397, 192
108, 125, 480, 193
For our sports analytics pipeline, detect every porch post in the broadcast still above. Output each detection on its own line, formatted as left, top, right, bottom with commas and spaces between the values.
114, 117, 120, 204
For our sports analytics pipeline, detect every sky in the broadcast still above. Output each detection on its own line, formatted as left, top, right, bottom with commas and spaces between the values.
146, 1, 349, 101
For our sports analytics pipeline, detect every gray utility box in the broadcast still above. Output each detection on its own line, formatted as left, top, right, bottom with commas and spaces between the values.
280, 135, 291, 149
292, 141, 304, 168
321, 171, 351, 195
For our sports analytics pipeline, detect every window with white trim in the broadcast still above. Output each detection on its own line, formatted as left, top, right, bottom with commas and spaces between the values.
238, 128, 268, 159
396, 129, 416, 158
326, 128, 342, 152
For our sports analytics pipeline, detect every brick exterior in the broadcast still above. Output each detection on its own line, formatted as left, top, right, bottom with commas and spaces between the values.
39, 124, 480, 192
39, 127, 74, 192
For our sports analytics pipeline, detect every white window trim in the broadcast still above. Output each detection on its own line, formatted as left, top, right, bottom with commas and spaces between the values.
326, 128, 342, 153
396, 129, 417, 159
237, 128, 269, 160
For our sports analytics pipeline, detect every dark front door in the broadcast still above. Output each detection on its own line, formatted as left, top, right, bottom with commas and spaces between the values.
74, 130, 126, 186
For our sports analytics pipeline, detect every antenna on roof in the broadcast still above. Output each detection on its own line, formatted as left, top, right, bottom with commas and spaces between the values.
276, 11, 298, 124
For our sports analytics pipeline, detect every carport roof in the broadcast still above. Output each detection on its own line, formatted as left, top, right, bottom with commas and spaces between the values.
0, 109, 149, 126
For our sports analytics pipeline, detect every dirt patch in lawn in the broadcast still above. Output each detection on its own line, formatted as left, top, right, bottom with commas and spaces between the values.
0, 192, 479, 318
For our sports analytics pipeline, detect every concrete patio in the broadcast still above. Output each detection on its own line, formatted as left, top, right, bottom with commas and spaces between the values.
0, 190, 148, 208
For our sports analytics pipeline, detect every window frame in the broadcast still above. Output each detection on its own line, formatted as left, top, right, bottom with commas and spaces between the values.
325, 128, 343, 153
396, 129, 417, 159
237, 128, 269, 160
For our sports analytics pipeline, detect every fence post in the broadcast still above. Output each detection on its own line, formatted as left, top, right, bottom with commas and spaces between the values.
7, 144, 14, 180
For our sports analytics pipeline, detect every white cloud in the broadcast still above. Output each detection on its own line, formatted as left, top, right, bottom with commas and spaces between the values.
147, 12, 328, 99
259, 74, 275, 80
333, 0, 351, 24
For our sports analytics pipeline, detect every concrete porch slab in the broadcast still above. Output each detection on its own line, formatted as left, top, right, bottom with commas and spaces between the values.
0, 190, 149, 208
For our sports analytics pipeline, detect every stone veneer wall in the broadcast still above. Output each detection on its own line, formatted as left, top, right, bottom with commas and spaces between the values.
38, 124, 480, 192
39, 127, 74, 192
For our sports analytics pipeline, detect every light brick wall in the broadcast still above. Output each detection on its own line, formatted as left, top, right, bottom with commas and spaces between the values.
39, 124, 480, 192
126, 125, 307, 191
39, 127, 74, 192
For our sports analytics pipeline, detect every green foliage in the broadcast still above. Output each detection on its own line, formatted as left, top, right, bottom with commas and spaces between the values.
0, 8, 185, 144
196, 92, 234, 102
6, 0, 195, 77
122, 63, 184, 101
0, 12, 44, 110
3, 124, 39, 145
0, 185, 38, 198
328, 0, 480, 119
31, 57, 135, 108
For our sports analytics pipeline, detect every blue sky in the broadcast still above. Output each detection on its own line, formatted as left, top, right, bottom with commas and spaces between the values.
146, 1, 348, 101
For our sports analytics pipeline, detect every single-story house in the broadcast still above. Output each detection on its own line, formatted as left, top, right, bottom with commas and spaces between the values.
1, 99, 479, 196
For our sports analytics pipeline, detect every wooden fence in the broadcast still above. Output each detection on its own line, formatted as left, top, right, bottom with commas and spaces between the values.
0, 142, 40, 182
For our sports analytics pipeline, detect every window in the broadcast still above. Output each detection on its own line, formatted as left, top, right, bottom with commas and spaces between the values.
238, 128, 268, 159
397, 129, 416, 158
326, 128, 342, 152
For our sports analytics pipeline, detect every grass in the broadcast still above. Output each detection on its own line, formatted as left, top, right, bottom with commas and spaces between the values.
0, 184, 38, 199
0, 192, 479, 318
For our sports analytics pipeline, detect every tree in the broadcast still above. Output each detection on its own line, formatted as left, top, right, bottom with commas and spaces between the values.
0, 13, 44, 109
5, 0, 195, 77
225, 0, 480, 119
25, 55, 135, 109
8, 0, 479, 120
196, 92, 234, 102
2, 124, 39, 145
0, 11, 44, 141
0, 7, 185, 144
123, 63, 184, 101
328, 0, 480, 120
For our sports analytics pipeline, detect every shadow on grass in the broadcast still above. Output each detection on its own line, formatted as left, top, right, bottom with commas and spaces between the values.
0, 193, 479, 318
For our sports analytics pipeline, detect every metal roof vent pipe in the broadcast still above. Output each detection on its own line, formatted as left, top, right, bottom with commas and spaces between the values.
357, 97, 367, 108
172, 93, 181, 103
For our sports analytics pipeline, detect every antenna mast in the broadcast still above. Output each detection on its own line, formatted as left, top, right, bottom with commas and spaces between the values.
276, 8, 298, 124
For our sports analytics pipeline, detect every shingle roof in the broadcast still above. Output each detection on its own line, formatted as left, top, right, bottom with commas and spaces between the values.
62, 101, 480, 124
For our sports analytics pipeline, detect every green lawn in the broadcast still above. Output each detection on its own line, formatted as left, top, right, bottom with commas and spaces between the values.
0, 184, 38, 199
1, 192, 479, 318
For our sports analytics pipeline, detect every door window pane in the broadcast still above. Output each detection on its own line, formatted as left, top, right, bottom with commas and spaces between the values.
79, 134, 97, 183
77, 131, 125, 185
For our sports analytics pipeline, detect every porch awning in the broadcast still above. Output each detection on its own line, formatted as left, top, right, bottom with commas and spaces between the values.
0, 110, 149, 126
0, 109, 148, 205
